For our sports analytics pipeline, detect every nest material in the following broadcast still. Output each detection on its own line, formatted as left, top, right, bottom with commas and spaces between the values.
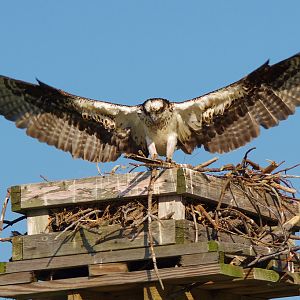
48, 150, 299, 250
49, 200, 158, 233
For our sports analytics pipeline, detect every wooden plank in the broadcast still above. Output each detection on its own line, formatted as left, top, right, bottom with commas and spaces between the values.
180, 252, 222, 267
11, 168, 298, 224
0, 271, 33, 286
0, 263, 243, 298
29, 288, 143, 300
12, 236, 23, 261
27, 209, 49, 235
6, 242, 210, 273
6, 241, 273, 274
10, 185, 21, 212
197, 270, 300, 299
11, 169, 178, 213
0, 263, 6, 273
21, 220, 175, 260
249, 268, 280, 282
89, 262, 128, 276
175, 220, 259, 246
158, 195, 185, 220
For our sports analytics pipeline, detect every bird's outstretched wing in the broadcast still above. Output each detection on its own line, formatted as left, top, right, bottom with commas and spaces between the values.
0, 76, 147, 162
174, 53, 300, 154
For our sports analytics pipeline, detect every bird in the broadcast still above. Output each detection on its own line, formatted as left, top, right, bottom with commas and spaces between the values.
0, 53, 299, 163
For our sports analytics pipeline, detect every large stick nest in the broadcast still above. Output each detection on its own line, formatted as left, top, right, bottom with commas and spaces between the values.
48, 149, 299, 250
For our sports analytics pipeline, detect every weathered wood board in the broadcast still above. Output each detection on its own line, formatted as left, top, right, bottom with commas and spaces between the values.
10, 168, 299, 223
88, 262, 129, 277
0, 262, 243, 298
0, 271, 33, 286
10, 169, 178, 212
6, 241, 270, 274
13, 220, 175, 261
12, 219, 282, 262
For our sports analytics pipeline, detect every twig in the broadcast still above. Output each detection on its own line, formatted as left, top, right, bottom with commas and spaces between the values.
0, 191, 10, 233
274, 163, 300, 175
191, 205, 199, 243
40, 175, 50, 182
193, 157, 218, 170
246, 246, 300, 267
270, 182, 297, 194
96, 163, 102, 176
262, 160, 283, 174
194, 204, 218, 230
289, 235, 300, 240
3, 215, 26, 230
0, 237, 12, 242
147, 167, 164, 290
55, 210, 101, 240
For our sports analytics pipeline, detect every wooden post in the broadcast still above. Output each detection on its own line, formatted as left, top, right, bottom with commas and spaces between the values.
143, 284, 195, 300
68, 293, 83, 300
144, 285, 163, 300
27, 208, 49, 235
158, 195, 185, 220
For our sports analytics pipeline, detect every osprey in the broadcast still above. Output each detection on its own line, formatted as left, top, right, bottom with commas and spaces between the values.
0, 53, 300, 162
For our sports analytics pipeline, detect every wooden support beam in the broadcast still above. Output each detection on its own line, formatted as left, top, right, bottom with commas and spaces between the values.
27, 209, 49, 235
12, 236, 23, 261
143, 285, 164, 300
0, 263, 243, 298
6, 241, 271, 274
158, 195, 185, 220
0, 262, 6, 273
143, 284, 196, 300
68, 293, 83, 300
0, 271, 33, 286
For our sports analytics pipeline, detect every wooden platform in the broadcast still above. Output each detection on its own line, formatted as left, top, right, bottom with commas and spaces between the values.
1, 239, 300, 299
1, 168, 299, 299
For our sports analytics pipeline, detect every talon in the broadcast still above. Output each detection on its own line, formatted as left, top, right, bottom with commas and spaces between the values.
151, 153, 158, 160
138, 150, 146, 157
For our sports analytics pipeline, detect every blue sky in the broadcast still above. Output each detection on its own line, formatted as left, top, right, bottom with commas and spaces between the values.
0, 1, 300, 298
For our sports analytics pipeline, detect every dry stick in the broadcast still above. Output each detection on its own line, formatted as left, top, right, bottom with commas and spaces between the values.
0, 237, 12, 242
40, 175, 50, 182
64, 208, 94, 224
270, 182, 297, 194
3, 215, 26, 230
273, 163, 300, 175
193, 157, 219, 170
0, 191, 10, 233
55, 210, 102, 240
290, 235, 300, 240
215, 177, 231, 225
246, 246, 300, 267
262, 160, 281, 174
190, 205, 199, 243
195, 204, 218, 230
147, 167, 164, 290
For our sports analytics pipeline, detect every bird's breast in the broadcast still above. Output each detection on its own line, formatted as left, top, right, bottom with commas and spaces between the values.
144, 116, 177, 155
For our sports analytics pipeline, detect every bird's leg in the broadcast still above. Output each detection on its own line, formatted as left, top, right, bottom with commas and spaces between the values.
146, 136, 158, 160
166, 133, 177, 163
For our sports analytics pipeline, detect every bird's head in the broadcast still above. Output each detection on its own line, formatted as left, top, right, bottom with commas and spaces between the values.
142, 98, 172, 124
